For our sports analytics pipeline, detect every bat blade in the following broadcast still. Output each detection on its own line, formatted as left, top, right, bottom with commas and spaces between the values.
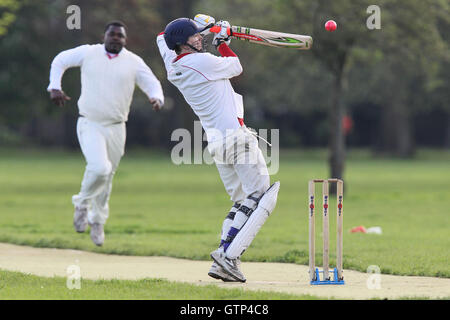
231, 26, 312, 50
209, 25, 313, 50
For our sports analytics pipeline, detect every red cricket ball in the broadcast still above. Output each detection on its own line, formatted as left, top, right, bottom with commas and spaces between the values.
325, 20, 337, 32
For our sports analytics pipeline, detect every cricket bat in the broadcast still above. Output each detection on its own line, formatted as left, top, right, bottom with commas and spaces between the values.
209, 25, 313, 50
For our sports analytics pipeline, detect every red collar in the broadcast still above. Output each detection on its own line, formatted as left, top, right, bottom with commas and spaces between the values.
106, 52, 119, 60
173, 52, 193, 62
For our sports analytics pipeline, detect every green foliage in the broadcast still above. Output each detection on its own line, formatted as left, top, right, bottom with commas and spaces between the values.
195, 0, 449, 155
0, 124, 29, 145
0, 1, 448, 151
0, 0, 22, 36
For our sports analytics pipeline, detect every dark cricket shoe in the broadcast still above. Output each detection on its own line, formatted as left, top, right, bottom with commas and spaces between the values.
89, 223, 105, 246
210, 249, 246, 283
73, 206, 88, 233
208, 262, 239, 282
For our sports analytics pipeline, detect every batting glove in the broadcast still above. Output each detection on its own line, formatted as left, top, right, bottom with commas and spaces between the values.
212, 20, 232, 48
194, 14, 216, 35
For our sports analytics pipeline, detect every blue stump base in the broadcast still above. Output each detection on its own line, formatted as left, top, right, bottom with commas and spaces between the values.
310, 268, 345, 285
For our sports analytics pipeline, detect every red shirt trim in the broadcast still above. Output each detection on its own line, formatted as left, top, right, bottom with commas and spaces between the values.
238, 117, 244, 126
173, 52, 193, 62
106, 52, 119, 60
180, 65, 210, 81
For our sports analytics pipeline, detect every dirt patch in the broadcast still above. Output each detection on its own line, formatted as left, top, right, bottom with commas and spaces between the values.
0, 243, 448, 299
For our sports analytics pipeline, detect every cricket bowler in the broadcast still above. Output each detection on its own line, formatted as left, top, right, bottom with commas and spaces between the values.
47, 21, 164, 246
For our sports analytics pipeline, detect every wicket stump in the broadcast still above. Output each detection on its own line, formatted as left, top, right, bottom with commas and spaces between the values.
308, 179, 344, 285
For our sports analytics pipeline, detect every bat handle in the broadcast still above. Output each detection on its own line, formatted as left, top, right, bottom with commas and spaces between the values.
209, 26, 231, 36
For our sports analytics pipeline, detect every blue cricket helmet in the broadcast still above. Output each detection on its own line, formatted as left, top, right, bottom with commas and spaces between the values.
164, 18, 205, 50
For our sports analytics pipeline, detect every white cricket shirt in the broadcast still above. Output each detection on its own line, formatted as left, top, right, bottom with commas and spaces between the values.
157, 34, 244, 143
48, 44, 164, 125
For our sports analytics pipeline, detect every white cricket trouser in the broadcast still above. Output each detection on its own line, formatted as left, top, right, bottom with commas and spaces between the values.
72, 117, 126, 225
209, 126, 270, 203
208, 126, 270, 230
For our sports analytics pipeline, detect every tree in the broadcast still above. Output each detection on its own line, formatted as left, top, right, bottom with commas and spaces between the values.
0, 0, 199, 147
0, 0, 23, 37
346, 0, 449, 156
268, 0, 380, 193
1, 0, 447, 153
196, 0, 449, 188
378, 1, 447, 156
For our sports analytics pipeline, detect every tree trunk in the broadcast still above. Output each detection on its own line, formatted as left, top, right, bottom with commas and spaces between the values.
375, 99, 415, 157
445, 113, 450, 149
376, 103, 395, 154
328, 70, 346, 194
393, 105, 414, 157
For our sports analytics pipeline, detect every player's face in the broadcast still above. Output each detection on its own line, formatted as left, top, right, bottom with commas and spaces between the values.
104, 26, 127, 54
187, 33, 203, 51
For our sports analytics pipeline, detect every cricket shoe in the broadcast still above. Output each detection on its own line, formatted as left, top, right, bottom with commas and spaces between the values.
73, 206, 88, 233
208, 262, 239, 282
210, 249, 246, 282
89, 223, 105, 246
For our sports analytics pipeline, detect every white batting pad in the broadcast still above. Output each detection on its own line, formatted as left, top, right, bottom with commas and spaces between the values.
225, 181, 280, 259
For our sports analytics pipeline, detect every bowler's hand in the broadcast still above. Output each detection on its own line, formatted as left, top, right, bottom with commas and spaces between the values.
149, 98, 163, 111
50, 89, 71, 107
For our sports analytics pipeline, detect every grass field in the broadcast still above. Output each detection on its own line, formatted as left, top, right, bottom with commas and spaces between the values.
0, 147, 449, 284
0, 269, 318, 300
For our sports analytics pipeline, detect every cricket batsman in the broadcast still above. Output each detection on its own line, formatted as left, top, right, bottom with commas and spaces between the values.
47, 21, 164, 246
157, 14, 280, 282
